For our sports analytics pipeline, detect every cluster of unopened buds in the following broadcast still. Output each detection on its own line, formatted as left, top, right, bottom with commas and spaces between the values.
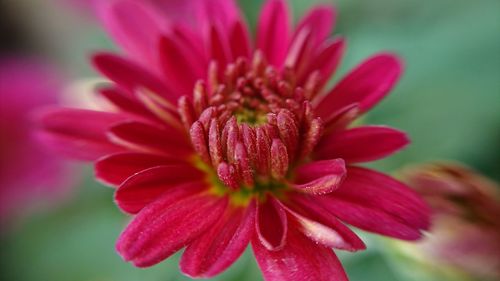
183, 52, 329, 196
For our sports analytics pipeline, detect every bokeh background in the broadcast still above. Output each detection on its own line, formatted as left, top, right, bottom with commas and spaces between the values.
0, 0, 499, 280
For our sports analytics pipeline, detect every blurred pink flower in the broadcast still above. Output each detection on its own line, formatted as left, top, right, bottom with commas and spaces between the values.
402, 162, 500, 280
0, 58, 73, 224
38, 0, 430, 280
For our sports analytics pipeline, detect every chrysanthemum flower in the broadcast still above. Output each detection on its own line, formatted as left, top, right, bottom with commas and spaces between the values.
38, 0, 430, 280
0, 57, 73, 225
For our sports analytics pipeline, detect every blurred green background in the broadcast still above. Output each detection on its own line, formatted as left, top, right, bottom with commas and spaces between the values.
1, 0, 499, 280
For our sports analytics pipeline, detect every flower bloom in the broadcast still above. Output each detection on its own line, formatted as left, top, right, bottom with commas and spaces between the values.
38, 0, 430, 280
0, 57, 72, 225
399, 162, 500, 280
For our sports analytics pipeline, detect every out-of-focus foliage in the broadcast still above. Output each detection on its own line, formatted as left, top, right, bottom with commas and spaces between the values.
0, 0, 499, 280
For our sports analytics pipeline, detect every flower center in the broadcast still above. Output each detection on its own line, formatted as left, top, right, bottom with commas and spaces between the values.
178, 52, 324, 200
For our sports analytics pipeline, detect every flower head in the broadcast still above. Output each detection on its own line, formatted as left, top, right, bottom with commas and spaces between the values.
0, 57, 73, 225
38, 0, 430, 279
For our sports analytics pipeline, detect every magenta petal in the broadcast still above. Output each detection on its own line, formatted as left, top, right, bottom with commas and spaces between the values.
92, 53, 178, 103
95, 152, 186, 186
229, 20, 252, 59
180, 201, 256, 278
159, 35, 204, 96
292, 159, 346, 194
294, 5, 336, 47
96, 0, 162, 67
37, 108, 126, 161
322, 103, 360, 134
208, 24, 232, 73
256, 197, 287, 250
256, 0, 290, 68
98, 87, 154, 118
284, 27, 313, 74
115, 165, 205, 214
252, 226, 348, 281
197, 0, 241, 34
282, 196, 365, 251
116, 190, 228, 267
107, 120, 191, 156
320, 166, 431, 240
315, 53, 403, 119
316, 126, 410, 163
302, 37, 345, 87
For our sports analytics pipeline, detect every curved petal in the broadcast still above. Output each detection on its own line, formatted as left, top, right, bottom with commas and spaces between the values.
180, 201, 256, 278
301, 37, 345, 87
322, 103, 360, 134
208, 24, 232, 75
95, 152, 186, 186
92, 53, 178, 103
229, 20, 251, 59
320, 166, 431, 240
256, 0, 291, 68
292, 159, 346, 194
284, 27, 314, 75
294, 5, 336, 47
159, 35, 205, 96
282, 196, 365, 251
107, 120, 191, 156
256, 196, 287, 251
197, 0, 241, 33
36, 108, 126, 161
115, 165, 206, 214
98, 86, 154, 118
116, 189, 227, 267
96, 0, 162, 67
315, 53, 403, 119
252, 226, 348, 281
316, 126, 410, 163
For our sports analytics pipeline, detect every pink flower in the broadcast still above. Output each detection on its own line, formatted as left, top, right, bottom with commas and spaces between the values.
0, 58, 73, 224
401, 162, 500, 280
38, 0, 430, 280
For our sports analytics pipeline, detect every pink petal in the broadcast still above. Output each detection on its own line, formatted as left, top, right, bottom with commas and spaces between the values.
198, 0, 240, 26
256, 0, 291, 68
169, 25, 208, 69
180, 201, 256, 278
197, 0, 241, 35
95, 152, 186, 186
292, 159, 346, 194
116, 189, 227, 267
294, 5, 336, 47
252, 226, 348, 281
301, 37, 345, 87
284, 27, 313, 75
322, 103, 360, 134
316, 126, 410, 163
145, 0, 204, 27
107, 120, 191, 156
315, 53, 403, 119
92, 53, 178, 103
98, 86, 155, 118
320, 166, 431, 240
36, 108, 126, 161
115, 165, 205, 214
208, 24, 232, 75
229, 20, 251, 59
96, 0, 162, 68
159, 35, 205, 97
281, 196, 365, 251
256, 196, 287, 250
